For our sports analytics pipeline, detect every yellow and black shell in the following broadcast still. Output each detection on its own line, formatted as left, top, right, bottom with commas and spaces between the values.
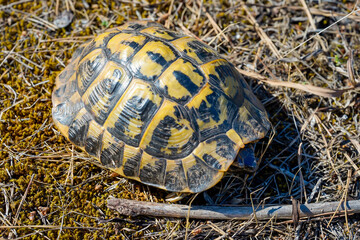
52, 21, 270, 193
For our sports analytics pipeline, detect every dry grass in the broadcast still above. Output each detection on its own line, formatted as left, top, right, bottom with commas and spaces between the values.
0, 0, 360, 239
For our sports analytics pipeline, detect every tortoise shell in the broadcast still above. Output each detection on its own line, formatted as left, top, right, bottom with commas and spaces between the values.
52, 21, 270, 193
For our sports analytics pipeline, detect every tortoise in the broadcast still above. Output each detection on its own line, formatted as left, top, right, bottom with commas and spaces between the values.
52, 21, 270, 194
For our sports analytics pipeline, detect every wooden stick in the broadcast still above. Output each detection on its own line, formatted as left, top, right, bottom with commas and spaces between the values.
107, 198, 360, 220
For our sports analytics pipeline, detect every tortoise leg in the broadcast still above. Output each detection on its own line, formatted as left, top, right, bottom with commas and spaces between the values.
165, 192, 190, 202
235, 144, 258, 171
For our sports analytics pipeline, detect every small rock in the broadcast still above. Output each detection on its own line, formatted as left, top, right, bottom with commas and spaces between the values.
54, 11, 74, 29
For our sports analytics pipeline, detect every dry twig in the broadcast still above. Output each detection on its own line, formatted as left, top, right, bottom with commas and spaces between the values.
237, 68, 359, 98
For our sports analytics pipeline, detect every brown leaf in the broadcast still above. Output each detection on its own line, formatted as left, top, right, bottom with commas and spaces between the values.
38, 206, 50, 216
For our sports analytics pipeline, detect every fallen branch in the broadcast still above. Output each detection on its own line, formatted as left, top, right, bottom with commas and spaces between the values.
107, 198, 360, 220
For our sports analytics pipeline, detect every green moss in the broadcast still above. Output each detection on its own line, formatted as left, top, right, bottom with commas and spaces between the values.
0, 0, 173, 238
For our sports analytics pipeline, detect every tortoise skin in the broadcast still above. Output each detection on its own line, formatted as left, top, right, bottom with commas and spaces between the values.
52, 21, 270, 193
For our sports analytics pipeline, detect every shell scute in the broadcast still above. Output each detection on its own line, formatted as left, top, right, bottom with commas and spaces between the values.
193, 134, 240, 171
67, 108, 92, 146
184, 155, 223, 192
139, 153, 167, 187
186, 84, 238, 141
52, 86, 84, 132
201, 59, 245, 107
107, 33, 148, 63
121, 146, 142, 178
140, 100, 199, 160
106, 79, 163, 147
77, 49, 107, 95
171, 36, 219, 64
84, 120, 104, 157
233, 99, 270, 144
164, 160, 187, 192
130, 41, 178, 81
100, 131, 124, 169
155, 58, 205, 104
82, 61, 132, 125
